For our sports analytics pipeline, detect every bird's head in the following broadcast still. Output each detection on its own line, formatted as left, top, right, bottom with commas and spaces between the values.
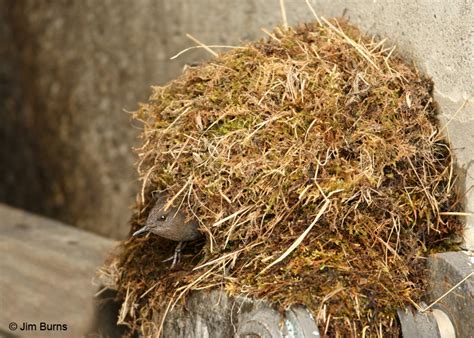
132, 197, 176, 237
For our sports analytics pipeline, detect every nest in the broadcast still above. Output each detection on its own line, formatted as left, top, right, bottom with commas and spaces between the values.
101, 19, 463, 337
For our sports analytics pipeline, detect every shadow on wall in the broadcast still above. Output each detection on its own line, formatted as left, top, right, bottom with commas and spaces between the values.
0, 1, 179, 239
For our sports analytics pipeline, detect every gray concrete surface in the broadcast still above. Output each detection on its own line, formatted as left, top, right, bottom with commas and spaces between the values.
397, 306, 441, 338
160, 289, 320, 338
427, 251, 474, 337
1, 1, 472, 245
0, 203, 117, 337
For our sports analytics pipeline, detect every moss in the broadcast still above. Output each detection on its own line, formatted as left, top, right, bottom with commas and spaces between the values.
101, 19, 463, 337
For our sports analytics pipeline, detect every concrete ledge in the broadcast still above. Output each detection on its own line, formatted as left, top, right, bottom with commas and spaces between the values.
0, 204, 117, 337
427, 251, 474, 336
160, 289, 319, 338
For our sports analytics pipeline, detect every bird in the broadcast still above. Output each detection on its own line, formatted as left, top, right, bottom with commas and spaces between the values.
132, 196, 202, 268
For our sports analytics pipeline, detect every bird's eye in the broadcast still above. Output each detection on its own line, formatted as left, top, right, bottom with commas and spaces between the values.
160, 215, 167, 221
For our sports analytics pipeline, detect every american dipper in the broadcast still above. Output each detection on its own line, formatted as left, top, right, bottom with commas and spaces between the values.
132, 197, 201, 267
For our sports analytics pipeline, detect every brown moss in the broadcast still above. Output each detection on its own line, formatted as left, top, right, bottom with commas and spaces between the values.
100, 19, 463, 337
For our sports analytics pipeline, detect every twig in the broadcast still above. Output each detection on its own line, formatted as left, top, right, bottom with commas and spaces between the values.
259, 189, 343, 274
261, 28, 281, 42
212, 206, 253, 227
280, 0, 288, 30
170, 45, 243, 60
439, 93, 473, 134
186, 33, 218, 57
420, 271, 473, 312
439, 211, 472, 216
304, 0, 322, 26
193, 242, 263, 271
321, 17, 380, 71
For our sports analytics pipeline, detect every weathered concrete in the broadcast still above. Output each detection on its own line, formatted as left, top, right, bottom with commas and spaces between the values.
0, 204, 117, 337
0, 1, 472, 244
427, 251, 474, 336
160, 289, 320, 338
397, 305, 441, 338
0, 1, 172, 239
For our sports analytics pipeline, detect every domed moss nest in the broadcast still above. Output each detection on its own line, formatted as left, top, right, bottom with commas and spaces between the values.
102, 19, 463, 337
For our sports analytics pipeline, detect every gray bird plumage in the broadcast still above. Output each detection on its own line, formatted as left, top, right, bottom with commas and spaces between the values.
133, 197, 201, 241
132, 196, 202, 267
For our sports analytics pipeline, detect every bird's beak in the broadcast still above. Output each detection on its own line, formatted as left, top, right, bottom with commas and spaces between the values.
132, 226, 149, 237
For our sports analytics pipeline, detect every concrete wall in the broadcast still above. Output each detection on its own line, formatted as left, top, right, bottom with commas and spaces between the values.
1, 0, 472, 244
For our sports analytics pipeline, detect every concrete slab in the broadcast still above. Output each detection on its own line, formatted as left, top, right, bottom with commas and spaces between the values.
0, 204, 117, 337
397, 306, 441, 338
428, 251, 474, 337
159, 289, 320, 337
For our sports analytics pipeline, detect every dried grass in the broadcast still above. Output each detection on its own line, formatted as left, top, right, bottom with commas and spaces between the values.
101, 19, 463, 337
